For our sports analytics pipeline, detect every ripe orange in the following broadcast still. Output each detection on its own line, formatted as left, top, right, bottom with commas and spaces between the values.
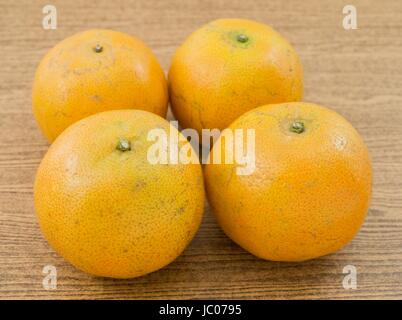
34, 110, 204, 278
32, 29, 168, 142
204, 102, 372, 261
168, 18, 303, 134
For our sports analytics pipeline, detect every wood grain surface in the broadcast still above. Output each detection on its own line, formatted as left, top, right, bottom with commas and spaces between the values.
1, 0, 402, 299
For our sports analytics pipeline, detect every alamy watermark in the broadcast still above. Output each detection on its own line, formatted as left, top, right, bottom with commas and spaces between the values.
42, 5, 57, 29
342, 265, 357, 290
343, 5, 358, 30
146, 121, 256, 175
42, 265, 57, 290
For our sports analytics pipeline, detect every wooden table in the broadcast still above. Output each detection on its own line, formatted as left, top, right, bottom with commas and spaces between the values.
1, 0, 401, 299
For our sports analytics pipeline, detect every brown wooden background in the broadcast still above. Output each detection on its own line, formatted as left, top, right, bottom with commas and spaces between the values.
1, 0, 402, 299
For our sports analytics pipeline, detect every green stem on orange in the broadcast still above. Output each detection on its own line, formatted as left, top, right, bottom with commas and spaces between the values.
290, 121, 305, 134
93, 44, 103, 53
116, 138, 131, 151
236, 34, 249, 43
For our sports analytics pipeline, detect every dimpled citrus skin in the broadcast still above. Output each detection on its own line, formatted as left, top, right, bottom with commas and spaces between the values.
204, 102, 372, 262
32, 29, 168, 142
34, 110, 204, 278
168, 18, 303, 134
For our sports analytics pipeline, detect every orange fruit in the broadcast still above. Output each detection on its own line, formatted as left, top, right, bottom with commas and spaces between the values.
34, 110, 204, 278
32, 29, 168, 142
168, 18, 303, 134
204, 102, 372, 261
